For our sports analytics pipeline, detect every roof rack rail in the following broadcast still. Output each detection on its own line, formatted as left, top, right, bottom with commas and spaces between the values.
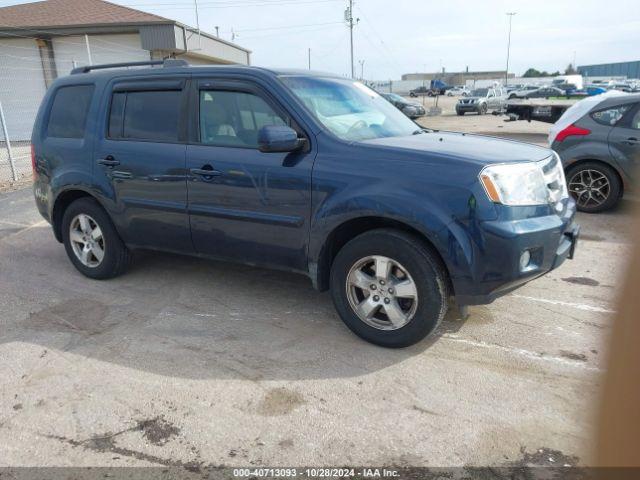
71, 59, 189, 75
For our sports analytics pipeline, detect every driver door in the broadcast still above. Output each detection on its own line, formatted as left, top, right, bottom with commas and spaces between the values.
185, 79, 316, 272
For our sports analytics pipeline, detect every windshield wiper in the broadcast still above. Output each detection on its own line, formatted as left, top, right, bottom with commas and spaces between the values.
412, 129, 425, 135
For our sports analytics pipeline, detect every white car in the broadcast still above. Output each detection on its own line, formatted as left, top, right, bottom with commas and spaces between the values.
507, 85, 540, 99
447, 86, 470, 97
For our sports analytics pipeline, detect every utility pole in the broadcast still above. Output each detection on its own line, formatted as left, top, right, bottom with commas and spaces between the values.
194, 0, 201, 49
84, 34, 93, 65
308, 48, 311, 70
359, 59, 365, 80
215, 26, 219, 37
505, 12, 516, 86
345, 0, 359, 78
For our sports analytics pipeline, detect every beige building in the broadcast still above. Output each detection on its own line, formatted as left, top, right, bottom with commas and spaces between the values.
0, 0, 251, 139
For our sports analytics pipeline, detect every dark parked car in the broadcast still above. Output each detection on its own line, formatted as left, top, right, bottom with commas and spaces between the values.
550, 93, 639, 212
523, 86, 566, 99
32, 60, 579, 348
380, 92, 425, 118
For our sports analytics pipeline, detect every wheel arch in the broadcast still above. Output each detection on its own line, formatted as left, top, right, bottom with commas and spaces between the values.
51, 188, 103, 243
311, 216, 453, 294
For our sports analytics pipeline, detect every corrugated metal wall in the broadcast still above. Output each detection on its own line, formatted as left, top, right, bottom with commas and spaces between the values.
52, 33, 150, 75
578, 61, 640, 80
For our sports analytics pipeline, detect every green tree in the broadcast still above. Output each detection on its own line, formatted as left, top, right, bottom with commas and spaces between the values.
565, 63, 578, 75
523, 68, 542, 77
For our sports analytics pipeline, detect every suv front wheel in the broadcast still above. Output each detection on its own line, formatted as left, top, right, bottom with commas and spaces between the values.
330, 229, 449, 348
62, 197, 131, 279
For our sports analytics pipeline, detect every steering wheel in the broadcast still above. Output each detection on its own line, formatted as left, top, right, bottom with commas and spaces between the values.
346, 120, 368, 137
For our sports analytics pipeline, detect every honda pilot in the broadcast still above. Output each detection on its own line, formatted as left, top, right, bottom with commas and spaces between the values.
32, 60, 579, 348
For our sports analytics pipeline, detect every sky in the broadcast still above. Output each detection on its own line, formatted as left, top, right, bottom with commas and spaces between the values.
3, 0, 640, 79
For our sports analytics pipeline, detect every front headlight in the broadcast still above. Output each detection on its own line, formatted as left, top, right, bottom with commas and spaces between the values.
479, 162, 549, 206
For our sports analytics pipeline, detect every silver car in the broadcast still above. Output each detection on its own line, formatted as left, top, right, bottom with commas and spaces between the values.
455, 87, 505, 115
551, 93, 639, 212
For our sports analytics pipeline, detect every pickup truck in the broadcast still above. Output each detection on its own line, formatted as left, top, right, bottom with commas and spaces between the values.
409, 79, 449, 97
32, 61, 579, 347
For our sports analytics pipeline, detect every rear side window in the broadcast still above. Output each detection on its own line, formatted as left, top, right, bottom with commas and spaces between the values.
629, 106, 640, 130
590, 104, 632, 126
47, 85, 94, 138
108, 90, 181, 142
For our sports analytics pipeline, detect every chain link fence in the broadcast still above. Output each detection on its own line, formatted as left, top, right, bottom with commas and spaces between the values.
0, 50, 54, 189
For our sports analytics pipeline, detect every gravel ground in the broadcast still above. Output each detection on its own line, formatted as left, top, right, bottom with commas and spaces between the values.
0, 111, 633, 472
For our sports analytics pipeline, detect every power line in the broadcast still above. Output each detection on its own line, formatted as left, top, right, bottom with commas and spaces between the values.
122, 0, 343, 9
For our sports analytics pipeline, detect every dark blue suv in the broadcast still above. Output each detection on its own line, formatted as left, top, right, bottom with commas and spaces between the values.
31, 60, 579, 347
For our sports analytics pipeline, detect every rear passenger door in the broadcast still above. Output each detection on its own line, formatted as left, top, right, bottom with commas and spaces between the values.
608, 103, 640, 179
93, 77, 192, 252
185, 78, 315, 272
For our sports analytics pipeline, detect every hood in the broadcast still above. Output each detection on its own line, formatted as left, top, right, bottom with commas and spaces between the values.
459, 96, 481, 102
361, 131, 552, 166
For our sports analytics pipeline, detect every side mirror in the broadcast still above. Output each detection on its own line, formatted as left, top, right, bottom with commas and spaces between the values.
258, 125, 305, 153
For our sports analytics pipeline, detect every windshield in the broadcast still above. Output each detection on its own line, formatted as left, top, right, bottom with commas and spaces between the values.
386, 93, 405, 102
471, 88, 488, 97
280, 76, 418, 141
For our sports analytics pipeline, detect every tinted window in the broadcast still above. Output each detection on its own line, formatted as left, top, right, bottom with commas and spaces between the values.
47, 85, 94, 138
630, 107, 640, 130
109, 90, 181, 142
108, 92, 125, 138
591, 105, 632, 126
199, 90, 286, 148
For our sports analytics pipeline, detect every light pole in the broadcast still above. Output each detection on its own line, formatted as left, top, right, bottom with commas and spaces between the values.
345, 0, 359, 78
505, 12, 516, 86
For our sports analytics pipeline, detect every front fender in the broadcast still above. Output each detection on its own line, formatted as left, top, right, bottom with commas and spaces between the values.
308, 182, 481, 292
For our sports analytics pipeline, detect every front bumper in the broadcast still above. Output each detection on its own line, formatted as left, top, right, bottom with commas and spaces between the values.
456, 102, 480, 112
453, 200, 579, 306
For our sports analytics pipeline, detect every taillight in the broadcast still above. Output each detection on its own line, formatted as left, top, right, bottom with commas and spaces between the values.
555, 124, 591, 143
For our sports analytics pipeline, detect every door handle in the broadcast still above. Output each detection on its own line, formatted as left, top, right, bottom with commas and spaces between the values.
98, 155, 120, 167
624, 137, 639, 145
190, 166, 223, 180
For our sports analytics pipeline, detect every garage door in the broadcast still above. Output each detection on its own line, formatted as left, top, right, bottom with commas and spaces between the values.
0, 38, 48, 141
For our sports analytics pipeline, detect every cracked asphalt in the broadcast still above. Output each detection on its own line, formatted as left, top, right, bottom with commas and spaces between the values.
0, 148, 634, 469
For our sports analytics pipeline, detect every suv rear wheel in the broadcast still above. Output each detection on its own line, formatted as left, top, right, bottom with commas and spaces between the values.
61, 197, 131, 279
566, 162, 622, 213
330, 229, 449, 348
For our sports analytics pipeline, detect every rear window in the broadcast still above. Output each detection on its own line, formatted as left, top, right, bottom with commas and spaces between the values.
590, 104, 632, 126
47, 85, 94, 139
108, 90, 181, 142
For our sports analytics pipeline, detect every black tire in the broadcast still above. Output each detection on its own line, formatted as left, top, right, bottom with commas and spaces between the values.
330, 229, 449, 348
409, 92, 416, 98
565, 162, 622, 213
478, 103, 488, 115
61, 197, 131, 279
456, 110, 464, 116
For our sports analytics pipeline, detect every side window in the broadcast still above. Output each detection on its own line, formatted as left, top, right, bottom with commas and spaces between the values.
199, 90, 287, 148
591, 105, 632, 127
629, 107, 640, 130
47, 85, 94, 139
108, 90, 181, 142
108, 92, 125, 138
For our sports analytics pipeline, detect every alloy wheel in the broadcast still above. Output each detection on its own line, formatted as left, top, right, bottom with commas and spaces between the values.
345, 255, 418, 330
69, 213, 105, 268
568, 169, 610, 209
